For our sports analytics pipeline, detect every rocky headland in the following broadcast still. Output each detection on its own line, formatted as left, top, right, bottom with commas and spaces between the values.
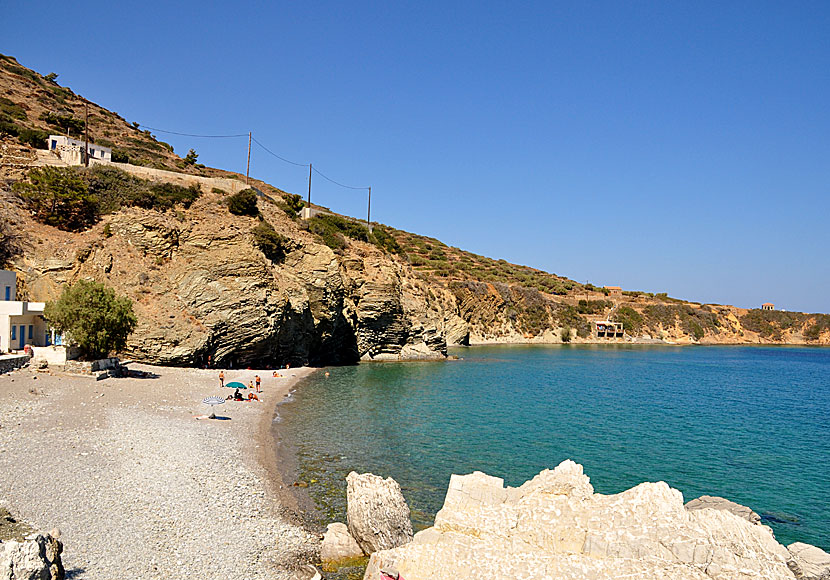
2, 55, 830, 370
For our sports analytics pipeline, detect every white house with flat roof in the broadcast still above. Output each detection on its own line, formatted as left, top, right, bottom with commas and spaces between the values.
0, 270, 51, 353
48, 135, 112, 165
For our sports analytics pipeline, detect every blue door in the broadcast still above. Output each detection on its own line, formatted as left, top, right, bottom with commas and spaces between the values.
19, 325, 25, 349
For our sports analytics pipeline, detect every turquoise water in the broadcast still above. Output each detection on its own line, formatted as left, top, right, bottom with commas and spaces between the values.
276, 345, 830, 549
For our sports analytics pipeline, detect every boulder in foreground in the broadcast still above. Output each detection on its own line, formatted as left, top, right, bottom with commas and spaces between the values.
365, 460, 800, 580
787, 542, 830, 580
346, 472, 413, 555
0, 533, 64, 580
320, 522, 364, 562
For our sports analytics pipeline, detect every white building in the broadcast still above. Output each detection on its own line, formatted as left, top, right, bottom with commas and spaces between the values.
48, 135, 112, 165
0, 270, 50, 353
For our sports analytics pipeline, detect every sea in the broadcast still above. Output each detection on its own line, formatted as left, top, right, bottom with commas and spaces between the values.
275, 345, 830, 550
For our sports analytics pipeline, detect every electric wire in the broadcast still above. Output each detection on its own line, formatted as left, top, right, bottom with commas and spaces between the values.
143, 124, 369, 193
250, 136, 309, 167
312, 166, 369, 191
140, 125, 248, 138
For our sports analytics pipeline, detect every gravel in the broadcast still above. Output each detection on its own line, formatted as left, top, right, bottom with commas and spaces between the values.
0, 364, 320, 579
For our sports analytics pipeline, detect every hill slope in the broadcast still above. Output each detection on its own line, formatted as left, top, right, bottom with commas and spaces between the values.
1, 55, 828, 365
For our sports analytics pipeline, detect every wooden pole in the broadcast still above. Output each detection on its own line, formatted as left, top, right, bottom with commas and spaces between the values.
367, 186, 371, 230
84, 102, 89, 167
245, 132, 251, 185
307, 163, 312, 207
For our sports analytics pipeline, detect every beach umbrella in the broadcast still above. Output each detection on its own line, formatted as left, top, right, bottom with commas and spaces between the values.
202, 396, 225, 419
225, 381, 247, 389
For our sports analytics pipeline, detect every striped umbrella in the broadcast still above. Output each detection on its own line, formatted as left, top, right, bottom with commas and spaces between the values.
202, 396, 225, 418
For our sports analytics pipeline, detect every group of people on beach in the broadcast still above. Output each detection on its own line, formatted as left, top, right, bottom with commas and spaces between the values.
218, 371, 263, 402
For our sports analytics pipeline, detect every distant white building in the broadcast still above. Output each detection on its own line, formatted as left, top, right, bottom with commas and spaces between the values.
48, 135, 112, 165
0, 270, 51, 352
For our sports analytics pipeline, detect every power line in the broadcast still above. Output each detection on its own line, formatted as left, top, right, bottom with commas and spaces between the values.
250, 136, 309, 167
312, 166, 369, 191
141, 125, 249, 138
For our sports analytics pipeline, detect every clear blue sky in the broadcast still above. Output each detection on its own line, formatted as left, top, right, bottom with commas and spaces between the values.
5, 1, 829, 312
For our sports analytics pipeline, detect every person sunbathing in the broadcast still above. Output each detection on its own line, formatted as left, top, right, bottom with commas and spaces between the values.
248, 392, 260, 401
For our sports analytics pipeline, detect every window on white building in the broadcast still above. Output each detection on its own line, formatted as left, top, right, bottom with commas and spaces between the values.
11, 326, 16, 340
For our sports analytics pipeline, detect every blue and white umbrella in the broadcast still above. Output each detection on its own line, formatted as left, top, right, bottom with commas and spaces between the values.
202, 396, 225, 418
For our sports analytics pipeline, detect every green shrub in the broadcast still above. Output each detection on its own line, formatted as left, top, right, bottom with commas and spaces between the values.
13, 166, 97, 231
0, 96, 26, 120
307, 214, 370, 250
0, 218, 19, 267
110, 149, 130, 163
40, 111, 85, 136
280, 193, 304, 217
183, 148, 198, 166
44, 280, 136, 360
17, 128, 48, 149
211, 187, 226, 195
560, 325, 572, 342
577, 299, 612, 315
138, 182, 201, 210
252, 220, 290, 263
370, 225, 401, 254
615, 306, 643, 334
227, 189, 259, 216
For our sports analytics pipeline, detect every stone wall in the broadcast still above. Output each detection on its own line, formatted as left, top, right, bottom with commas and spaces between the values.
0, 354, 29, 374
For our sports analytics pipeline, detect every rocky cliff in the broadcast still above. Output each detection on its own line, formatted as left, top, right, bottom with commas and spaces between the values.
2, 54, 829, 366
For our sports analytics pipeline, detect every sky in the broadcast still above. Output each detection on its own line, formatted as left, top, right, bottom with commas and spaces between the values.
4, 1, 829, 313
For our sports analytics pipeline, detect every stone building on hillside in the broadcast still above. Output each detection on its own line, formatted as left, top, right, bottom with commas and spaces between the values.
761, 303, 775, 311
48, 135, 111, 165
605, 286, 622, 298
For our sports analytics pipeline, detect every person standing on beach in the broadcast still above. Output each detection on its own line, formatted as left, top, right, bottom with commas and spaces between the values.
219, 371, 224, 388
255, 375, 261, 393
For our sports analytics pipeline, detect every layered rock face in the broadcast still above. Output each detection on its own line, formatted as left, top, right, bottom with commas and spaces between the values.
5, 190, 451, 367
365, 461, 799, 580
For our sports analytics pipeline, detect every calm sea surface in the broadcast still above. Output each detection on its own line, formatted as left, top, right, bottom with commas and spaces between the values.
276, 345, 830, 549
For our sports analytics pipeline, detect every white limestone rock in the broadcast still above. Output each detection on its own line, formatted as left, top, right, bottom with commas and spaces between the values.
320, 522, 363, 563
365, 460, 797, 580
685, 495, 762, 525
0, 533, 64, 580
787, 542, 830, 579
346, 472, 413, 555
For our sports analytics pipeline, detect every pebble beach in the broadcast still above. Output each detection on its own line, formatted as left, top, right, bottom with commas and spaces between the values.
0, 362, 320, 579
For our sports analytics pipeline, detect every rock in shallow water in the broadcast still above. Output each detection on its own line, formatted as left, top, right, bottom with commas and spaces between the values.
320, 522, 363, 562
346, 472, 413, 555
365, 460, 798, 580
685, 494, 762, 525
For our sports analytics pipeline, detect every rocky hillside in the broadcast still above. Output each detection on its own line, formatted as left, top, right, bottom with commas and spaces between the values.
1, 55, 828, 366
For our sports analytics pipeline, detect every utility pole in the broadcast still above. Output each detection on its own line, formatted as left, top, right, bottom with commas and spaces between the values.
245, 132, 251, 185
307, 163, 312, 207
367, 187, 372, 231
84, 101, 89, 167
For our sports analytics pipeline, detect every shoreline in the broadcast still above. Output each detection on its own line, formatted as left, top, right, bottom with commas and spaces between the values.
0, 362, 320, 579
